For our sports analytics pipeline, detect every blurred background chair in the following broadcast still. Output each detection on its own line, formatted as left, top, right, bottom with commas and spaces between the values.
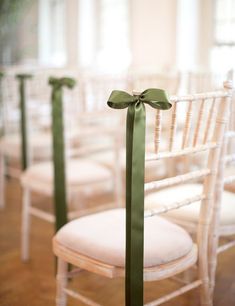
20, 76, 121, 262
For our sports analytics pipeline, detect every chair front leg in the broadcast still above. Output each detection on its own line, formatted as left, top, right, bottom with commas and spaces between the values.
56, 258, 68, 306
21, 187, 31, 261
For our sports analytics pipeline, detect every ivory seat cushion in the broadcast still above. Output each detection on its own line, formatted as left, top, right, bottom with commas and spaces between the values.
21, 158, 112, 194
55, 208, 193, 267
89, 149, 167, 182
0, 133, 52, 159
145, 183, 235, 226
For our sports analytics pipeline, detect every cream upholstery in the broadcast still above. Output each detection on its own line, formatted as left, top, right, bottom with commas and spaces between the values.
145, 183, 235, 226
0, 133, 52, 159
55, 208, 193, 268
89, 149, 126, 169
21, 158, 112, 194
90, 149, 167, 182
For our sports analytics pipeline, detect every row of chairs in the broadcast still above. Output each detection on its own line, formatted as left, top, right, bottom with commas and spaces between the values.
0, 69, 234, 305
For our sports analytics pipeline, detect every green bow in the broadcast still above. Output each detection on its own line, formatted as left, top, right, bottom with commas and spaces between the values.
108, 88, 171, 306
49, 77, 76, 89
16, 73, 33, 80
48, 77, 76, 232
15, 73, 33, 170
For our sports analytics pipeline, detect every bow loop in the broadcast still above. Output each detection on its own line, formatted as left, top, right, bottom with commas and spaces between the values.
107, 88, 171, 110
107, 90, 136, 109
0, 72, 4, 78
49, 77, 76, 89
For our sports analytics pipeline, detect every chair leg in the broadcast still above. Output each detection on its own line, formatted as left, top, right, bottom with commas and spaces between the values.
21, 188, 31, 262
113, 141, 123, 207
200, 280, 212, 306
0, 153, 5, 209
198, 230, 213, 306
56, 258, 68, 306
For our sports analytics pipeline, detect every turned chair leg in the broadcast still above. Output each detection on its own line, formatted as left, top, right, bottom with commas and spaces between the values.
113, 138, 123, 208
21, 188, 31, 262
199, 235, 213, 306
56, 258, 68, 306
0, 153, 5, 209
200, 279, 213, 306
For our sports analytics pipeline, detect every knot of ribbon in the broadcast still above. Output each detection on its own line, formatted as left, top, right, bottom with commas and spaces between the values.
107, 88, 171, 306
107, 88, 171, 110
48, 77, 76, 89
16, 73, 33, 80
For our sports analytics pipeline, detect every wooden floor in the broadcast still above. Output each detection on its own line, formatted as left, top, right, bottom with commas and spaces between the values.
1, 179, 235, 306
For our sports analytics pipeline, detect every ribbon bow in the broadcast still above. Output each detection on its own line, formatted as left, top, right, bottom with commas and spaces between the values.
48, 77, 76, 89
108, 88, 171, 306
107, 88, 171, 110
16, 73, 33, 80
0, 72, 4, 78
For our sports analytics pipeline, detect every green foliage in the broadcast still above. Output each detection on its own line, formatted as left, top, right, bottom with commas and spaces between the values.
0, 0, 32, 39
0, 0, 32, 63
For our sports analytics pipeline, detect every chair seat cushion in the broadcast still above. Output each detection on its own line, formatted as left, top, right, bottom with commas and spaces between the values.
55, 208, 193, 268
21, 158, 112, 194
145, 183, 235, 226
0, 133, 52, 159
89, 149, 167, 182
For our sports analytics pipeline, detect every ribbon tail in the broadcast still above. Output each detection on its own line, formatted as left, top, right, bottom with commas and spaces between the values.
125, 103, 145, 306
51, 88, 68, 232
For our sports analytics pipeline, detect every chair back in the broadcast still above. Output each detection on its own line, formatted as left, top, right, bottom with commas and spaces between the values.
144, 82, 232, 303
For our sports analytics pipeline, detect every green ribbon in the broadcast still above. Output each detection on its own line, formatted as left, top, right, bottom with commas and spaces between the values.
16, 74, 33, 170
108, 88, 171, 306
48, 77, 76, 232
0, 72, 5, 137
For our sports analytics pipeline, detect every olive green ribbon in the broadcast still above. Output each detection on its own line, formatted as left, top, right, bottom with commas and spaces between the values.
108, 88, 171, 306
0, 72, 5, 137
16, 74, 33, 170
48, 77, 76, 232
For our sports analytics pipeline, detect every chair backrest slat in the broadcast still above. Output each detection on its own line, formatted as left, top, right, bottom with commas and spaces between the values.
182, 100, 193, 149
145, 194, 206, 217
146, 142, 217, 161
193, 99, 205, 146
203, 98, 216, 144
168, 102, 178, 151
145, 168, 210, 192
154, 109, 161, 153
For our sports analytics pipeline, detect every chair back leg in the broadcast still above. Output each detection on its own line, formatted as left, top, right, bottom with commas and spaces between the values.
0, 153, 5, 209
56, 258, 68, 306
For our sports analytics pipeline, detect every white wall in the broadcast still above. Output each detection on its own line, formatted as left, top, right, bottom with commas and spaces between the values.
129, 0, 177, 72
176, 0, 199, 71
198, 0, 214, 70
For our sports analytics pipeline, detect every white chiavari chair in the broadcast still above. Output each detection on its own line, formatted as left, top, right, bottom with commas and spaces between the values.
52, 85, 230, 306
0, 72, 56, 208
